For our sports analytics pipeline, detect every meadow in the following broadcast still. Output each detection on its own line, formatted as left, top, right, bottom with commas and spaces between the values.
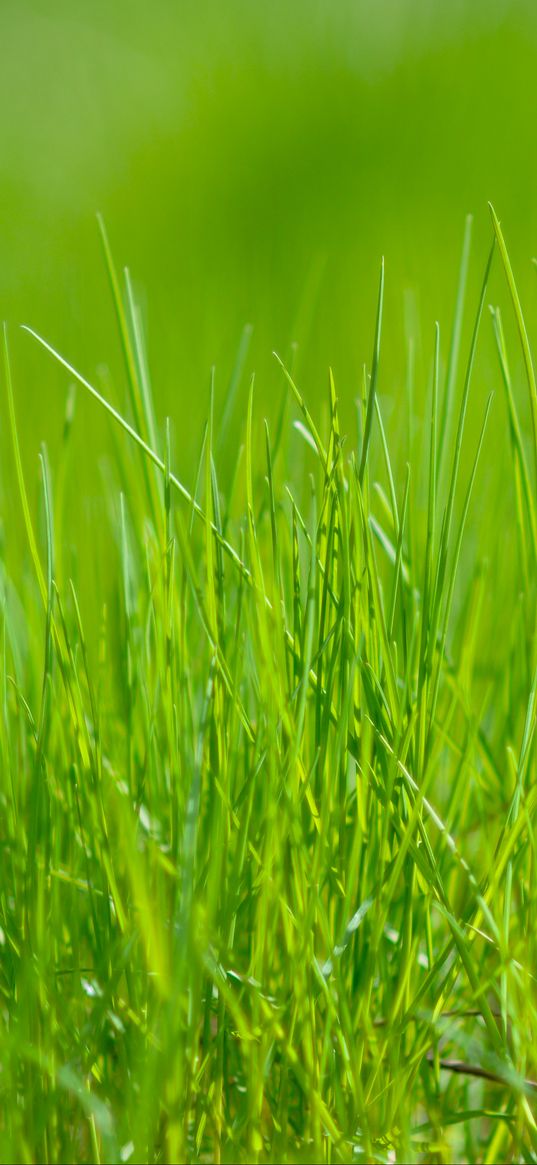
3, 2, 537, 1162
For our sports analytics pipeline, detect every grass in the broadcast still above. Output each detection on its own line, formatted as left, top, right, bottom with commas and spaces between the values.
2, 206, 537, 1164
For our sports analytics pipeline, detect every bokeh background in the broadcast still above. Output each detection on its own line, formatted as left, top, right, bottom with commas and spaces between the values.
2, 0, 537, 596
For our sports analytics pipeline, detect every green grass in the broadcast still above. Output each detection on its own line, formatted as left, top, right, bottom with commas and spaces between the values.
2, 206, 537, 1164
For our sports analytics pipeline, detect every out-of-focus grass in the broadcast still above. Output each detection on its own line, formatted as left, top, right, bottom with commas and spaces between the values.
3, 1, 537, 421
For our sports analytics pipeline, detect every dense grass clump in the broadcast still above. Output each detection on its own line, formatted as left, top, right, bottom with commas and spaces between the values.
2, 209, 537, 1163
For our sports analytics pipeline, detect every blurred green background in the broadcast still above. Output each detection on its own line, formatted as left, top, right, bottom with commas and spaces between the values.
2, 0, 537, 580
